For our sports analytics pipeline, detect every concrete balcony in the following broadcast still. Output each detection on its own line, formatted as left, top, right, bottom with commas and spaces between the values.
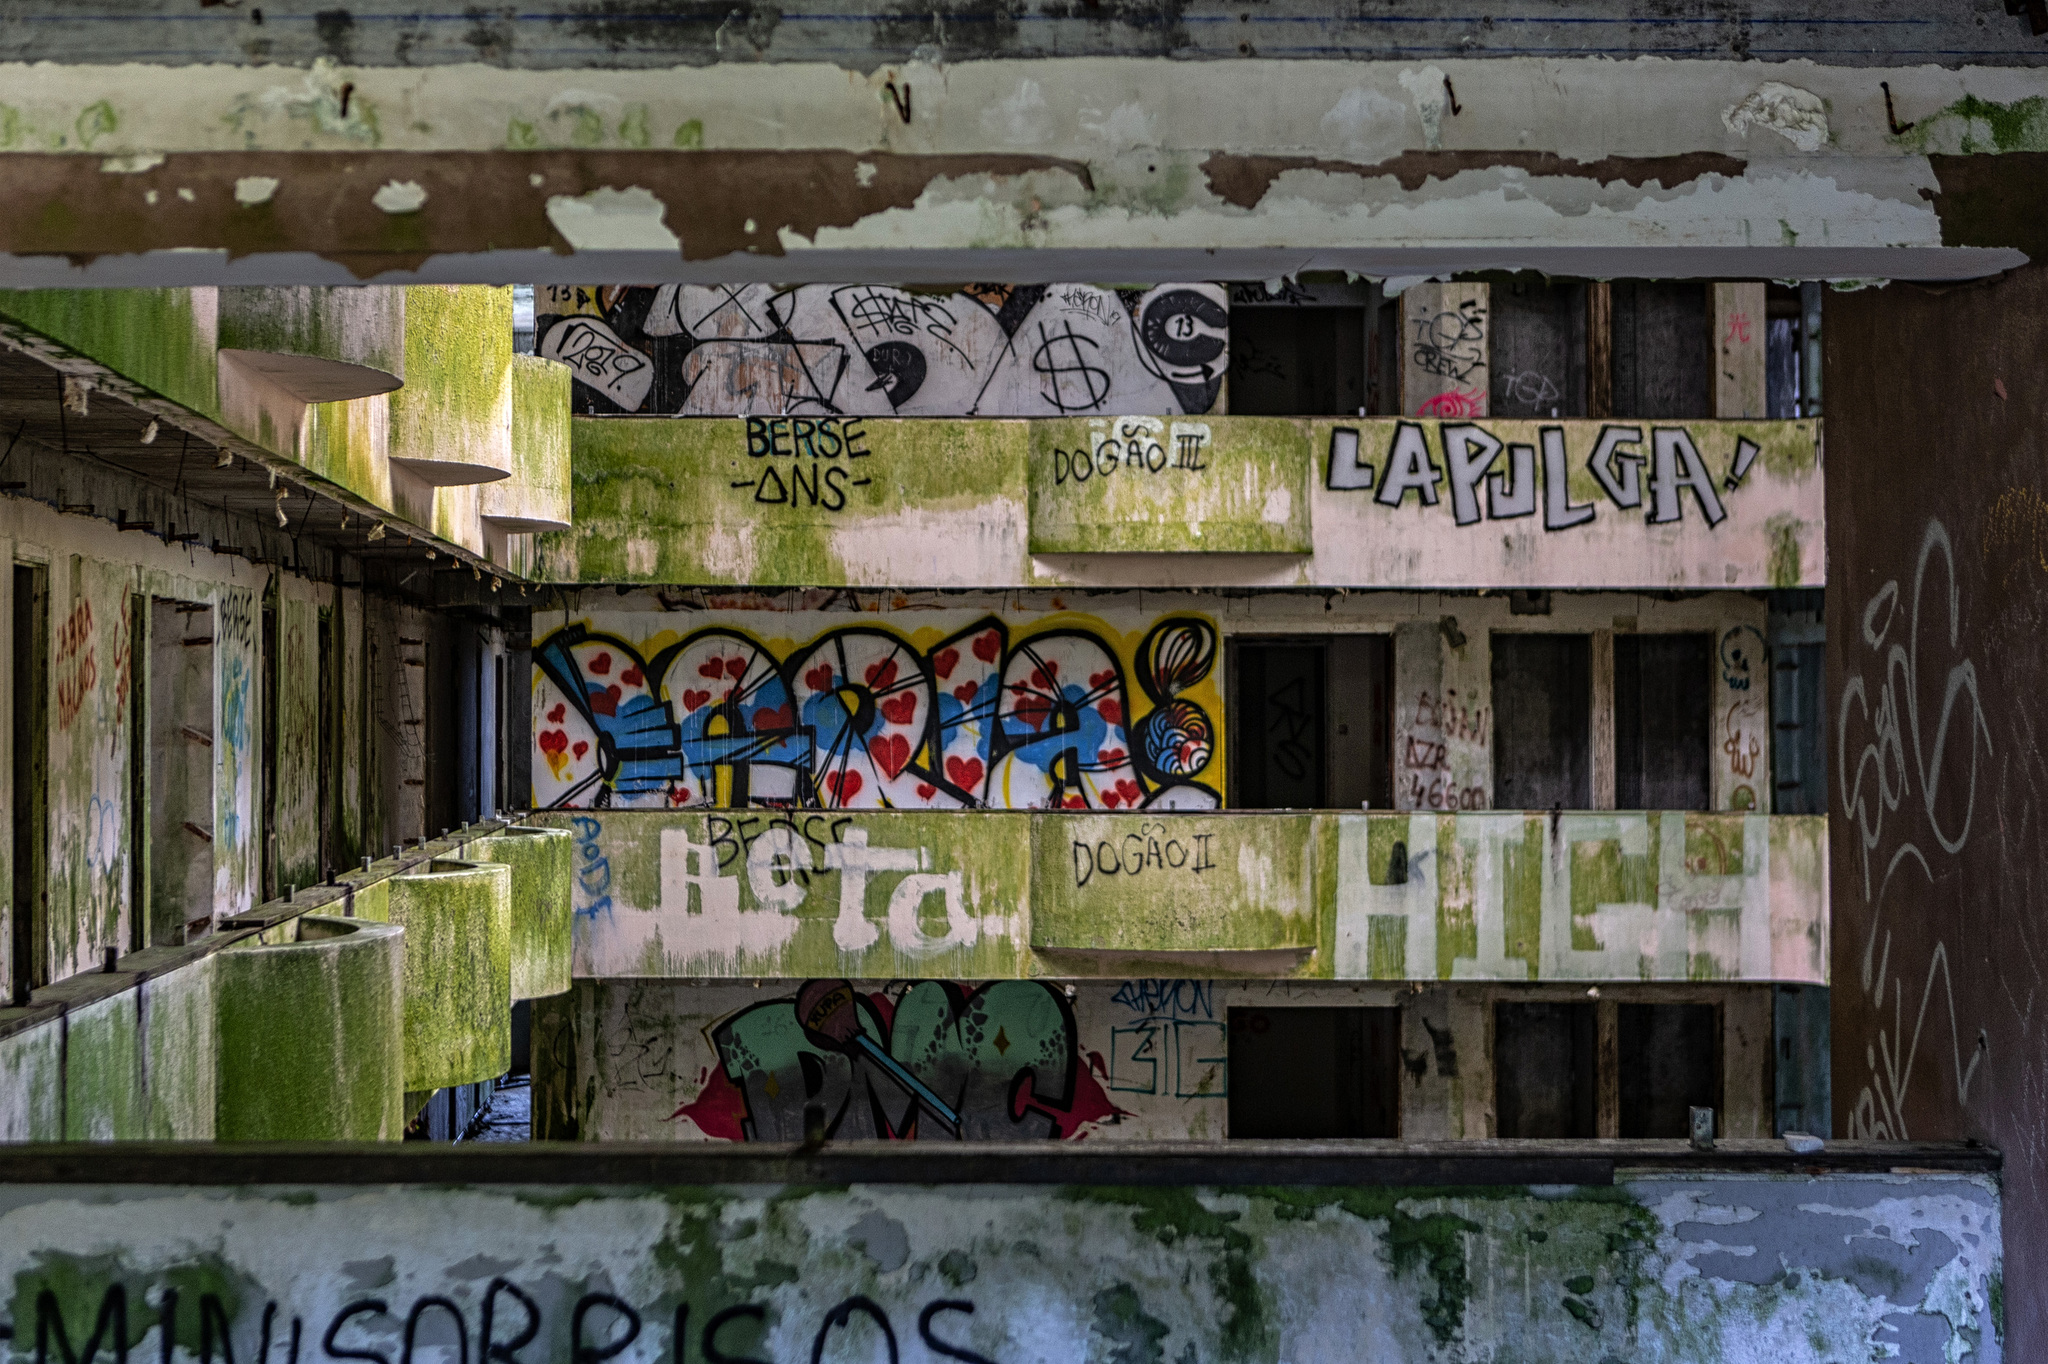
543, 810, 1825, 983
0, 1142, 1999, 1364
0, 820, 572, 1143
538, 415, 1822, 590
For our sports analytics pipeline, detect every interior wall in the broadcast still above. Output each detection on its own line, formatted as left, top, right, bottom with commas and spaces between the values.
1827, 261, 2048, 1359
541, 977, 1772, 1142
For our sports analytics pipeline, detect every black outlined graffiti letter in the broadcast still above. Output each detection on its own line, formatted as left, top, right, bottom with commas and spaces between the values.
570, 1298, 639, 1364
36, 1286, 126, 1364
1325, 426, 1371, 490
479, 1282, 538, 1364
701, 1306, 769, 1364
1587, 424, 1644, 509
1542, 426, 1597, 530
918, 1303, 997, 1364
808, 1298, 897, 1364
1441, 423, 1502, 527
1489, 442, 1537, 519
322, 1303, 390, 1364
1647, 427, 1727, 527
1374, 422, 1442, 508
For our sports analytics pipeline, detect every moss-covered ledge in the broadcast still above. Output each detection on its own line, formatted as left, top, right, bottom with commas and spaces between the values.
0, 816, 533, 1141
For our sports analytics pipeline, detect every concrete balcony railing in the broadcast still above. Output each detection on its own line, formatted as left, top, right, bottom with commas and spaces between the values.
0, 1142, 1999, 1364
537, 415, 1823, 590
543, 810, 1826, 984
0, 819, 573, 1143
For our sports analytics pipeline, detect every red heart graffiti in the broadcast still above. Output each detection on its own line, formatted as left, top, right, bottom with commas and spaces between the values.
621, 665, 644, 686
864, 657, 899, 690
915, 783, 936, 800
682, 689, 710, 712
931, 647, 959, 679
589, 685, 622, 717
725, 657, 748, 680
753, 703, 793, 730
1098, 699, 1123, 727
547, 704, 566, 723
1114, 779, 1142, 807
805, 663, 836, 692
538, 729, 567, 754
572, 741, 589, 760
1089, 668, 1116, 691
972, 632, 1000, 663
880, 693, 917, 725
699, 657, 732, 680
946, 755, 985, 791
588, 652, 612, 676
871, 733, 911, 779
1100, 747, 1127, 764
1102, 789, 1123, 809
1062, 794, 1088, 810
825, 769, 864, 803
952, 680, 978, 705
668, 786, 694, 806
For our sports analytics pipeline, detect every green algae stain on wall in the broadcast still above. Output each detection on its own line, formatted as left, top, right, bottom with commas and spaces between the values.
0, 288, 220, 416
539, 416, 1028, 586
1905, 94, 2048, 155
1032, 812, 1317, 955
388, 860, 512, 1092
214, 916, 404, 1140
466, 827, 574, 1000
1027, 416, 1312, 554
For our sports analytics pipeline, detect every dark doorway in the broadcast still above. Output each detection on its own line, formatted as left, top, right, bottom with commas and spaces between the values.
1494, 1002, 1597, 1137
147, 600, 215, 946
1492, 634, 1591, 809
1228, 1006, 1400, 1138
1228, 308, 1367, 416
1233, 643, 1325, 808
1232, 637, 1393, 809
1615, 633, 1712, 809
10, 564, 48, 1000
1611, 281, 1710, 418
1489, 278, 1587, 418
1618, 1003, 1722, 1138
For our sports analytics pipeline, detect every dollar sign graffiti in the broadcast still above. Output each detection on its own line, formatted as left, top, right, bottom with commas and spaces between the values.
1031, 321, 1112, 412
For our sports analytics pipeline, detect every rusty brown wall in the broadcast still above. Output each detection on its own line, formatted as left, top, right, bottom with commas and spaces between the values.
1829, 262, 2048, 1352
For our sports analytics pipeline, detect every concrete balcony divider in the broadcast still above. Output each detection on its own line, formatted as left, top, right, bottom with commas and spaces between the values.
387, 285, 514, 488
386, 858, 513, 1093
217, 286, 405, 402
213, 916, 405, 1141
482, 355, 573, 534
464, 826, 575, 1000
1031, 812, 1319, 967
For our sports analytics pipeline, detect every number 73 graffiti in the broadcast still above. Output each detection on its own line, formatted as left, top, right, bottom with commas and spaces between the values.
533, 614, 1221, 812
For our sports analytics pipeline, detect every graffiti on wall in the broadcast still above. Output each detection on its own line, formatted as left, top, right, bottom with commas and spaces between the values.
533, 613, 1222, 812
1326, 420, 1739, 530
1838, 519, 1994, 1139
672, 978, 1123, 1140
536, 283, 1227, 418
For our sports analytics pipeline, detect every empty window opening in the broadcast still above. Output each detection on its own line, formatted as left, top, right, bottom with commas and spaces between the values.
1228, 307, 1367, 416
1228, 1006, 1400, 1138
1232, 637, 1392, 809
1614, 633, 1712, 810
1492, 634, 1591, 810
148, 600, 216, 945
1494, 1002, 1597, 1138
1618, 1003, 1721, 1138
1488, 278, 1587, 418
10, 564, 49, 999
